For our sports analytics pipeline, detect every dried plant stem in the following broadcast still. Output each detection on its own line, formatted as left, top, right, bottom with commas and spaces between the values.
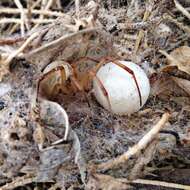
174, 7, 190, 12
0, 18, 54, 24
131, 179, 190, 190
32, 0, 42, 9
46, 0, 55, 10
164, 14, 190, 35
14, 0, 25, 36
1, 176, 34, 190
128, 0, 136, 11
95, 174, 190, 190
75, 0, 80, 19
96, 112, 170, 171
4, 32, 38, 66
41, 0, 47, 11
48, 183, 61, 190
6, 0, 42, 35
165, 34, 189, 52
134, 0, 153, 53
134, 10, 150, 53
6, 1, 37, 35
0, 8, 65, 17
26, 0, 32, 30
159, 49, 176, 63
129, 139, 157, 180
8, 23, 20, 35
24, 27, 98, 58
56, 0, 62, 9
174, 0, 190, 20
33, 0, 55, 29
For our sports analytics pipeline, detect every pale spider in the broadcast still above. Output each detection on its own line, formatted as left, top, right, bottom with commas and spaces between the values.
37, 56, 142, 110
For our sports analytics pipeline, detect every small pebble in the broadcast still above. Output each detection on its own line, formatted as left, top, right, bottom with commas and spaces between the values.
0, 101, 5, 110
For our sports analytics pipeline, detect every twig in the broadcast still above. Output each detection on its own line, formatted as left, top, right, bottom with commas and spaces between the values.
0, 18, 54, 24
129, 140, 157, 180
173, 7, 190, 12
174, 0, 190, 20
96, 112, 170, 171
3, 32, 38, 66
14, 0, 25, 36
94, 174, 190, 190
24, 27, 99, 58
131, 179, 190, 190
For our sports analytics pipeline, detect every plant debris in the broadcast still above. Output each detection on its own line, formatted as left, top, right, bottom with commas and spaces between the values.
0, 0, 190, 189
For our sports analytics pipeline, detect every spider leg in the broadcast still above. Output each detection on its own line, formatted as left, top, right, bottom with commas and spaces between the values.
70, 75, 91, 107
71, 56, 100, 65
37, 66, 67, 101
88, 58, 112, 111
70, 76, 83, 91
71, 56, 113, 110
89, 57, 110, 74
93, 74, 112, 112
111, 60, 142, 106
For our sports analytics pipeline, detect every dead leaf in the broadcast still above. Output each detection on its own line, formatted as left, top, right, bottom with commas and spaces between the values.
86, 174, 132, 190
160, 46, 190, 75
150, 75, 184, 97
172, 76, 190, 96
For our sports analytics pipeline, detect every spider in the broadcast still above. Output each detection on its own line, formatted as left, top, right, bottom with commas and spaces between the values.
37, 56, 142, 110
34, 34, 144, 148
29, 1, 147, 149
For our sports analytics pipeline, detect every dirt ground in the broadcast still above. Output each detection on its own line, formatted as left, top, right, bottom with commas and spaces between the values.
0, 0, 190, 189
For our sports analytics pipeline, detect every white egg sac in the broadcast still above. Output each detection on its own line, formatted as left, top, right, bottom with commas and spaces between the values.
93, 60, 150, 115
